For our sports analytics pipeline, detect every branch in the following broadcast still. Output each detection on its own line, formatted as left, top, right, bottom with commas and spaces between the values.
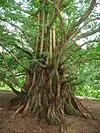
63, 56, 100, 72
66, 0, 96, 39
47, 0, 66, 37
0, 42, 28, 71
14, 43, 33, 57
0, 52, 25, 91
0, 37, 33, 57
0, 18, 31, 45
11, 38, 33, 57
76, 57, 100, 63
72, 17, 100, 40
3, 79, 20, 95
60, 40, 96, 67
73, 56, 100, 67
54, 0, 96, 65
80, 38, 100, 46
75, 27, 100, 40
72, 82, 83, 86
47, 0, 67, 30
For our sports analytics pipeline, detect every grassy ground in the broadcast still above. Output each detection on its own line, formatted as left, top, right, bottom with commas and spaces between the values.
0, 86, 21, 92
0, 87, 11, 91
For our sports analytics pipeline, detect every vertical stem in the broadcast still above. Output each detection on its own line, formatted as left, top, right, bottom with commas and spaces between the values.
52, 25, 56, 66
49, 78, 53, 102
56, 71, 61, 104
36, 12, 40, 55
40, 11, 45, 54
28, 72, 36, 96
50, 29, 53, 63
39, 92, 41, 106
53, 25, 56, 53
46, 13, 49, 64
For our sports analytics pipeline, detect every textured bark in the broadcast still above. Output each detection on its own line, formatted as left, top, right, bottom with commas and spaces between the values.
11, 63, 93, 125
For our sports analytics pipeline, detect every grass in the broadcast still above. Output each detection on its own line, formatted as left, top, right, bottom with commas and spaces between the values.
0, 87, 12, 91
75, 86, 100, 99
0, 86, 21, 92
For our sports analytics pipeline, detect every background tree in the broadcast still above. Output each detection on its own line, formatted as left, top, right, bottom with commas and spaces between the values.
0, 0, 100, 125
74, 43, 100, 98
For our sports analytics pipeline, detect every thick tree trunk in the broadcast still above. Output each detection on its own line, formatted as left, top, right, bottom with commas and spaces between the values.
11, 63, 93, 125
10, 0, 95, 125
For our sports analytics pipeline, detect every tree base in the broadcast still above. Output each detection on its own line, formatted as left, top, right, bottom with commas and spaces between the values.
10, 64, 94, 125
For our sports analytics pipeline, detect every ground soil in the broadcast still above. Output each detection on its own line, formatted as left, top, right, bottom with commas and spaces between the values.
0, 91, 100, 133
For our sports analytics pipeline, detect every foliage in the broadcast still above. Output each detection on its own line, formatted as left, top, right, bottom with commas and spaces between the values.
73, 44, 100, 99
75, 86, 100, 99
0, 0, 100, 124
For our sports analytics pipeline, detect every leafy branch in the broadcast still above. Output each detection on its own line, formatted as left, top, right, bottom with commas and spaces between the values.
0, 18, 31, 45
0, 52, 25, 91
0, 42, 28, 71
66, 0, 96, 39
75, 27, 100, 40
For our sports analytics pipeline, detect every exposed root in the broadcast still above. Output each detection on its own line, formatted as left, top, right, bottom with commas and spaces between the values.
10, 63, 94, 125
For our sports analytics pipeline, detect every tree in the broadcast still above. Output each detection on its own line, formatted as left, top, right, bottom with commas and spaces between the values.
75, 44, 100, 98
0, 0, 100, 125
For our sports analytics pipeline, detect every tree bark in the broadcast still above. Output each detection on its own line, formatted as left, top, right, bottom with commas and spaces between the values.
11, 63, 93, 125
